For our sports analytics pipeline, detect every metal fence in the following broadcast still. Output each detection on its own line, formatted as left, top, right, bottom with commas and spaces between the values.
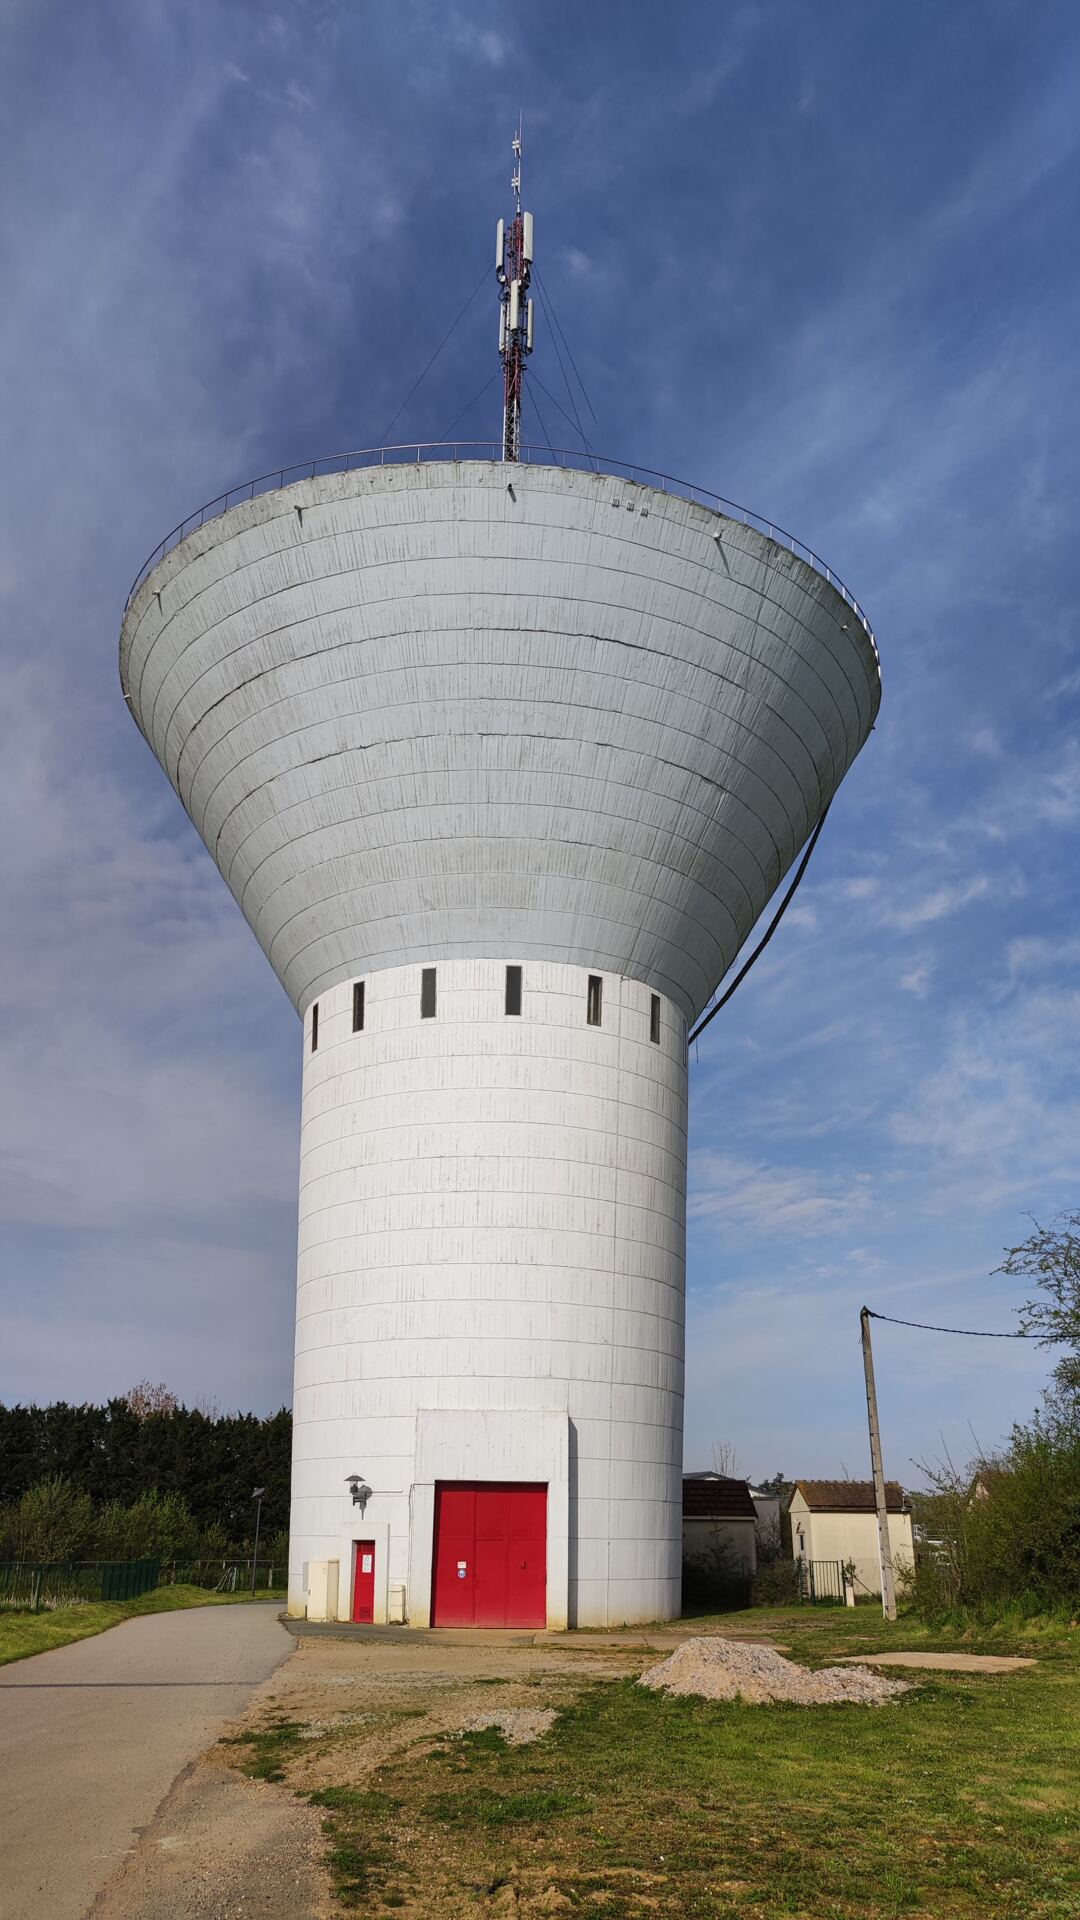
160, 1560, 283, 1593
0, 1558, 159, 1612
797, 1558, 847, 1604
122, 441, 878, 670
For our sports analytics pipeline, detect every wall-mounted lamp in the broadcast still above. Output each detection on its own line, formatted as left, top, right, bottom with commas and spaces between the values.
345, 1474, 373, 1513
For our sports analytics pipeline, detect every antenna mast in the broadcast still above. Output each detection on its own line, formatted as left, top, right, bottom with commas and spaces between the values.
495, 116, 534, 462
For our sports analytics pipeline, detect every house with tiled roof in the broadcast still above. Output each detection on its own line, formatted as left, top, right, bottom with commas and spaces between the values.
786, 1479, 914, 1598
681, 1473, 758, 1583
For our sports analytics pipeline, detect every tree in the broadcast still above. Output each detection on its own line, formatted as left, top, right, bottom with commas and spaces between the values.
711, 1440, 742, 1477
0, 1477, 95, 1563
998, 1212, 1080, 1393
126, 1381, 181, 1419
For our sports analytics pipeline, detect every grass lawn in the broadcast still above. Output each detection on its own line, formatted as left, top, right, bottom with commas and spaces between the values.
0, 1583, 285, 1667
275, 1606, 1080, 1918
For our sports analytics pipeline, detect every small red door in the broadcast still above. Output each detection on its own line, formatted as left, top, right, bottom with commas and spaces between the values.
431, 1483, 546, 1628
352, 1540, 375, 1623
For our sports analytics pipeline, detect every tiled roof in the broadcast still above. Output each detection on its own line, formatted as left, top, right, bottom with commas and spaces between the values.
682, 1476, 757, 1520
792, 1479, 908, 1514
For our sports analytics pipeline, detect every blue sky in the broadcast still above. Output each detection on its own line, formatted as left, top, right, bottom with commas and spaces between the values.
2, 1, 1078, 1488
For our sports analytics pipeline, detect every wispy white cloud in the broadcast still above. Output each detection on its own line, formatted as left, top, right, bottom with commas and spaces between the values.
967, 726, 1004, 760
899, 959, 934, 998
448, 15, 509, 67
688, 1152, 872, 1239
1006, 934, 1080, 979
883, 874, 992, 931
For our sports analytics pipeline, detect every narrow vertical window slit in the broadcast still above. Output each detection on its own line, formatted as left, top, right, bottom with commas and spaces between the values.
421, 968, 437, 1019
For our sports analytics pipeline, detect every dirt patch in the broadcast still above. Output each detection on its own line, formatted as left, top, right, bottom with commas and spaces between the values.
837, 1650, 1036, 1673
219, 1636, 629, 1794
460, 1707, 557, 1744
639, 1635, 910, 1705
91, 1758, 332, 1919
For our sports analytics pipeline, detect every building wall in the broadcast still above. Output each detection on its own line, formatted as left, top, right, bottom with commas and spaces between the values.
682, 1516, 757, 1577
750, 1491, 782, 1544
788, 1495, 914, 1597
289, 957, 687, 1628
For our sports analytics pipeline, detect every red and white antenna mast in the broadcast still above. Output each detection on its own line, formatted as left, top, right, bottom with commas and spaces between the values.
495, 116, 534, 462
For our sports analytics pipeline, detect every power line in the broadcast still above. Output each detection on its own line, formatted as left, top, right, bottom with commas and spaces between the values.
688, 804, 830, 1046
535, 269, 598, 424
533, 274, 591, 456
527, 383, 558, 463
530, 371, 592, 449
865, 1309, 1048, 1340
436, 372, 499, 446
378, 262, 490, 448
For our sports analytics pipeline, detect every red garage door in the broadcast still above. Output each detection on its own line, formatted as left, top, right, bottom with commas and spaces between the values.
431, 1482, 547, 1628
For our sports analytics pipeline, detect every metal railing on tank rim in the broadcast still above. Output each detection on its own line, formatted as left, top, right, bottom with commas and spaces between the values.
123, 442, 879, 666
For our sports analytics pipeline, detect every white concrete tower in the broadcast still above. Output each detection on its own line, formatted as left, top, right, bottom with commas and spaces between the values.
120, 453, 879, 1628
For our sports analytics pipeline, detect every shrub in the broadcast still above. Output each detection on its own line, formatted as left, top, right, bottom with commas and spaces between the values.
0, 1476, 95, 1563
911, 1395, 1080, 1618
681, 1531, 754, 1611
116, 1489, 201, 1562
750, 1558, 802, 1606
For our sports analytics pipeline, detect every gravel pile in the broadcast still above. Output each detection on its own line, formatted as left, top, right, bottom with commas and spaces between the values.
639, 1637, 910, 1707
460, 1707, 557, 1745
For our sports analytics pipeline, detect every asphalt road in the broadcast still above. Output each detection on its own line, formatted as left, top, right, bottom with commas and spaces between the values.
0, 1602, 292, 1920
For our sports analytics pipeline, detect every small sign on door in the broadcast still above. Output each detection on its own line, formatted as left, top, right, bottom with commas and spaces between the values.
457, 1560, 467, 1578
361, 1553, 373, 1573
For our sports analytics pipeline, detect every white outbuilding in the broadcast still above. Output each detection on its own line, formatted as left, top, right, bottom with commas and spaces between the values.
787, 1479, 914, 1598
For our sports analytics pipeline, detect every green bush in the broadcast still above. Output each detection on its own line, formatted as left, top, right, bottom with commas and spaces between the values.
116, 1490, 201, 1562
750, 1557, 802, 1606
0, 1477, 95, 1562
911, 1396, 1080, 1618
681, 1532, 754, 1611
1, 1480, 208, 1567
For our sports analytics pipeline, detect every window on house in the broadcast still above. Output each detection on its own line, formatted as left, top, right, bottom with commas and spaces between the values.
310, 1002, 319, 1052
421, 968, 437, 1019
505, 965, 522, 1015
650, 994, 661, 1044
587, 975, 603, 1027
352, 981, 365, 1032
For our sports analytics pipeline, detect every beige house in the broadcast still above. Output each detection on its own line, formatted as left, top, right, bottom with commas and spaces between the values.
787, 1480, 914, 1597
682, 1475, 758, 1578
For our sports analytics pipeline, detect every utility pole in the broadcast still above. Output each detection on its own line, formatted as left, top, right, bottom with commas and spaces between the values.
495, 115, 535, 461
251, 1487, 265, 1598
859, 1307, 897, 1621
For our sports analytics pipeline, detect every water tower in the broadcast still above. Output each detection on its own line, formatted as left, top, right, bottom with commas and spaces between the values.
120, 146, 879, 1628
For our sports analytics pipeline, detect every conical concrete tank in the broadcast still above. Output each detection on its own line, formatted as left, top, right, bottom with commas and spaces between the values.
120, 456, 880, 1628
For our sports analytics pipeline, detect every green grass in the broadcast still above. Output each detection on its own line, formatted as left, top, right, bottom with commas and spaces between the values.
0, 1583, 285, 1667
426, 1785, 589, 1827
308, 1787, 406, 1904
222, 1717, 308, 1782
307, 1606, 1080, 1916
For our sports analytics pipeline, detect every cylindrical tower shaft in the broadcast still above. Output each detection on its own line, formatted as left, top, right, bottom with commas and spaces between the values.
294, 961, 686, 1626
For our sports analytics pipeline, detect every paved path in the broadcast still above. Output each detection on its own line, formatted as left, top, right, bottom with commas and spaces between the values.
838, 1649, 1036, 1672
286, 1619, 784, 1650
0, 1602, 292, 1920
